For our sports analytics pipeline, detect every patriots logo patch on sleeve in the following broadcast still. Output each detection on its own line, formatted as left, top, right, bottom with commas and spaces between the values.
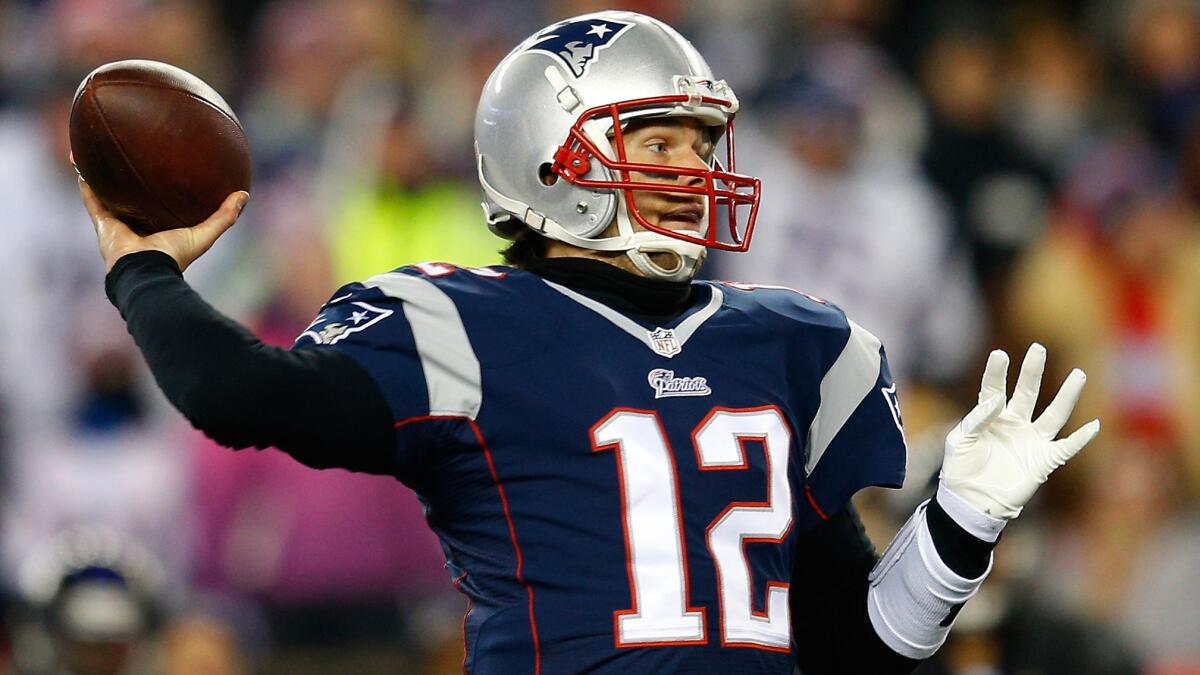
296, 302, 393, 346
527, 17, 634, 77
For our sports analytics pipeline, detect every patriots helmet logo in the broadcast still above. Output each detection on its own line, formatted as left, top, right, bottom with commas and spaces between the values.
527, 18, 634, 78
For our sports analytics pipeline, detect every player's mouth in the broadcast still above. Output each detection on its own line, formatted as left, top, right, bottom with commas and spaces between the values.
658, 204, 704, 230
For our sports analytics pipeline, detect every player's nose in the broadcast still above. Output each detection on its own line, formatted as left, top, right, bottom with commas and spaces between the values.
675, 149, 708, 186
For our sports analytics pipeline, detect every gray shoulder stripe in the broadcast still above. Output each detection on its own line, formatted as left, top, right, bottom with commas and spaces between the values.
364, 272, 482, 419
805, 320, 882, 475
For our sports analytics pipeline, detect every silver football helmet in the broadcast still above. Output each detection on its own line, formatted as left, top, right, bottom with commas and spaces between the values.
475, 11, 761, 281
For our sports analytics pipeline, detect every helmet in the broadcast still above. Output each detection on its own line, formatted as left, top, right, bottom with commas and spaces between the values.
475, 11, 761, 281
19, 526, 167, 645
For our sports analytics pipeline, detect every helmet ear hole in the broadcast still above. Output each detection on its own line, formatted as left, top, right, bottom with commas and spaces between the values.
538, 163, 559, 186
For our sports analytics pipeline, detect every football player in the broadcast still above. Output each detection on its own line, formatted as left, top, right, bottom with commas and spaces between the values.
80, 11, 1098, 674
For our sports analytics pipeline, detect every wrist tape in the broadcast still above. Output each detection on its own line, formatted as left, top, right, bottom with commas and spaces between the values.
865, 498, 994, 659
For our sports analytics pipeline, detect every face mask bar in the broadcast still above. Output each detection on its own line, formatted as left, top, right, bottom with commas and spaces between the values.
550, 95, 762, 252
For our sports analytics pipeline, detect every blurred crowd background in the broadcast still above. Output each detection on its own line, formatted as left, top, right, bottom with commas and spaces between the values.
0, 0, 1197, 673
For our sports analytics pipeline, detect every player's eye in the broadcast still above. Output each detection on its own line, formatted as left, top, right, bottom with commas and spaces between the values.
646, 141, 669, 153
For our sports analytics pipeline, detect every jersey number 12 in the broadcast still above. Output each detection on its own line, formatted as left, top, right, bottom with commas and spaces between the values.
591, 406, 793, 652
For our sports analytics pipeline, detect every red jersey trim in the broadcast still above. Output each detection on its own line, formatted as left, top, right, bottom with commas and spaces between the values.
392, 414, 541, 675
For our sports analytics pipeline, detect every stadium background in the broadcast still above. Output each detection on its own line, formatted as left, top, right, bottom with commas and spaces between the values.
0, 0, 1197, 673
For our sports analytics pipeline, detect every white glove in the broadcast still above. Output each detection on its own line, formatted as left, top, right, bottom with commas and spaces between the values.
941, 343, 1100, 519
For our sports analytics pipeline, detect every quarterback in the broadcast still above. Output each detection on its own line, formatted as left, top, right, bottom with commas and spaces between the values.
80, 11, 1098, 674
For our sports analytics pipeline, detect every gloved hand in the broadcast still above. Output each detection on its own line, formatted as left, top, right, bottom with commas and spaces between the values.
941, 344, 1100, 519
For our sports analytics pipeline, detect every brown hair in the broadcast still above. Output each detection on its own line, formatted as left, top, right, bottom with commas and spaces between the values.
500, 229, 548, 268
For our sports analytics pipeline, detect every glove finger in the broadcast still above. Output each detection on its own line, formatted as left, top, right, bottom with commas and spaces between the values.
1047, 419, 1101, 469
1032, 368, 1087, 440
956, 394, 1006, 440
978, 349, 1009, 404
1009, 343, 1046, 421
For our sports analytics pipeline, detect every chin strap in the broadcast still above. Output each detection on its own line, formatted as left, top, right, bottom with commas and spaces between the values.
613, 191, 705, 282
626, 243, 704, 282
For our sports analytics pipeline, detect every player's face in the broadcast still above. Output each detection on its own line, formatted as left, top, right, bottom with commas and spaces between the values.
618, 117, 714, 234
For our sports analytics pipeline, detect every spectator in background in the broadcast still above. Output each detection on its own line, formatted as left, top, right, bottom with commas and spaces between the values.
187, 435, 458, 675
237, 0, 420, 179
919, 28, 1052, 305
1006, 132, 1200, 670
0, 4, 21, 108
0, 0, 225, 598
0, 589, 13, 673
415, 2, 534, 179
0, 2, 463, 673
12, 527, 167, 675
714, 56, 984, 390
683, 2, 780, 99
324, 94, 501, 285
1126, 0, 1200, 153
1091, 446, 1200, 672
755, 0, 928, 164
238, 0, 360, 178
159, 615, 248, 675
1001, 17, 1106, 179
1010, 133, 1200, 503
205, 0, 437, 325
194, 0, 369, 324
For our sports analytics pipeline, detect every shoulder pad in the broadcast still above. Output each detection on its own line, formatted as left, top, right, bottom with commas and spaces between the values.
716, 280, 849, 331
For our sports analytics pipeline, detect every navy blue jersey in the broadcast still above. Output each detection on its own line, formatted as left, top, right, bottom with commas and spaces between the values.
293, 262, 907, 674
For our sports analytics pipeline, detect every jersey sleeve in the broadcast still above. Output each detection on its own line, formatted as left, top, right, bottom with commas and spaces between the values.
293, 269, 483, 473
800, 318, 908, 526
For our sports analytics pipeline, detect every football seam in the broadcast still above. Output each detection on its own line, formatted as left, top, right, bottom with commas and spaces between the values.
92, 79, 246, 134
89, 88, 190, 229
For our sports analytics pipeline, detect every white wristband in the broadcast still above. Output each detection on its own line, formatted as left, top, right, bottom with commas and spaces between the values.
866, 500, 993, 659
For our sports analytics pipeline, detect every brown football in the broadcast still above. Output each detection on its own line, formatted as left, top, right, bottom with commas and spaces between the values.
69, 60, 251, 235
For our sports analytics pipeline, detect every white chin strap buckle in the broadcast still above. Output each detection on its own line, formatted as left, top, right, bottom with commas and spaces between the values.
626, 237, 705, 282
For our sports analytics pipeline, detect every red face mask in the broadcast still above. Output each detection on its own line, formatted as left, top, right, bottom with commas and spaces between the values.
550, 95, 762, 252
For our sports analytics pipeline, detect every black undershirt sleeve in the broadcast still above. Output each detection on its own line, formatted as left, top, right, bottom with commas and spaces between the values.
106, 250, 397, 475
926, 494, 997, 579
791, 505, 922, 674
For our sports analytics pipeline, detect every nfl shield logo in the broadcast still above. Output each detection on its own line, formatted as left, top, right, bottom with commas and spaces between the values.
648, 327, 682, 358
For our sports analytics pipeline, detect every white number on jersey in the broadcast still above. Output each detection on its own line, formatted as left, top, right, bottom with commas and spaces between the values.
591, 407, 793, 651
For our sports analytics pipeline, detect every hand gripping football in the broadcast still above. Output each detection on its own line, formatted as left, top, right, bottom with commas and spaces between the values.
70, 60, 252, 235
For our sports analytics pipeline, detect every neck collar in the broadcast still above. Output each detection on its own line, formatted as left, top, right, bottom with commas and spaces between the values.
525, 257, 694, 319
